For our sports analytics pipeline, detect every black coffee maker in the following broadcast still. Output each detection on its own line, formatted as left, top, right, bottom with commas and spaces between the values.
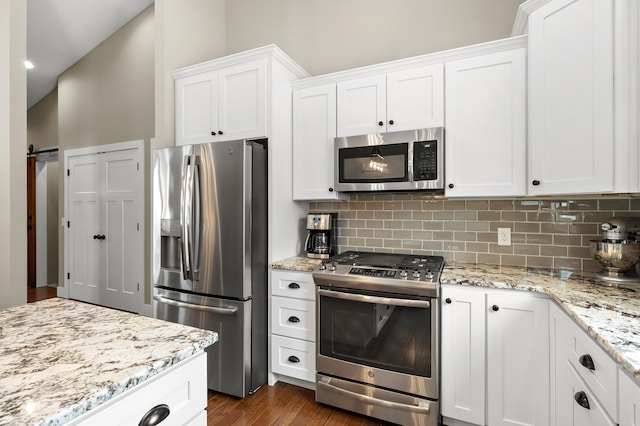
305, 213, 336, 259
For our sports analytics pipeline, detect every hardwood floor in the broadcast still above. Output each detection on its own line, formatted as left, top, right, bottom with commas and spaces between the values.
206, 382, 390, 425
27, 285, 58, 303
25, 288, 389, 425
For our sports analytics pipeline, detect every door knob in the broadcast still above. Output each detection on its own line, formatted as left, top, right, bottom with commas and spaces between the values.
492, 305, 499, 311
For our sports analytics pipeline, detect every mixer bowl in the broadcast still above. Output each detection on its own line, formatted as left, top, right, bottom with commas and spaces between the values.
590, 240, 640, 276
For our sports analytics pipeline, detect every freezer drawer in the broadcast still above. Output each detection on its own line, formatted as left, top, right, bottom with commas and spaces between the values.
153, 288, 256, 397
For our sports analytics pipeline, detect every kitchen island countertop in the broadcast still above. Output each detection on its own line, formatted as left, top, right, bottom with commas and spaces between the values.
442, 262, 640, 380
0, 298, 217, 425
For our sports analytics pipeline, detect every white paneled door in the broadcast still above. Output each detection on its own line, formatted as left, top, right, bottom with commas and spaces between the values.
66, 141, 144, 313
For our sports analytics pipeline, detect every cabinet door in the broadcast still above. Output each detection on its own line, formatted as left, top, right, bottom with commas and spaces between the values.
337, 75, 386, 136
293, 84, 345, 200
387, 64, 444, 131
445, 49, 526, 197
619, 369, 640, 426
441, 286, 486, 426
528, 0, 614, 195
175, 71, 219, 146
218, 58, 267, 141
487, 292, 549, 426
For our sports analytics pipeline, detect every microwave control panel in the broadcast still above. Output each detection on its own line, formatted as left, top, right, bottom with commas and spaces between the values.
413, 141, 438, 181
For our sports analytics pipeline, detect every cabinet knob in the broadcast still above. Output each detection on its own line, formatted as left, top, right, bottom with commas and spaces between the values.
139, 403, 170, 426
288, 355, 300, 363
218, 130, 224, 135
328, 187, 334, 192
448, 183, 454, 189
389, 120, 394, 125
579, 354, 595, 371
378, 121, 384, 126
288, 282, 300, 289
445, 298, 452, 304
492, 305, 499, 312
574, 391, 590, 410
532, 180, 541, 186
288, 316, 300, 323
211, 131, 216, 136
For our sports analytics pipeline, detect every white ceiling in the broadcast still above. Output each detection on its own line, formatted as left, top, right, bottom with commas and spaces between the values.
27, 0, 154, 109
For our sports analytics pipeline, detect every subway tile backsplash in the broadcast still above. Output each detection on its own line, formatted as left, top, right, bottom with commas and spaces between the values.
309, 195, 640, 271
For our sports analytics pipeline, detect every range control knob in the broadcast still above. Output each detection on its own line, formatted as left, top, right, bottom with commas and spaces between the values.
327, 262, 337, 272
412, 270, 421, 279
318, 263, 326, 271
425, 269, 434, 281
399, 269, 408, 278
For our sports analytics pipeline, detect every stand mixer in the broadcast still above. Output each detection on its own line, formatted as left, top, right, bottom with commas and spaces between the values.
590, 217, 640, 284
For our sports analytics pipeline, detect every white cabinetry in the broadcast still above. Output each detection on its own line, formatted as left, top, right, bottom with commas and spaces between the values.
70, 352, 207, 425
175, 58, 267, 145
619, 369, 640, 426
336, 64, 444, 137
527, 0, 615, 195
269, 270, 316, 386
292, 84, 346, 201
441, 286, 486, 425
550, 302, 618, 425
174, 45, 310, 263
441, 286, 549, 426
445, 48, 526, 197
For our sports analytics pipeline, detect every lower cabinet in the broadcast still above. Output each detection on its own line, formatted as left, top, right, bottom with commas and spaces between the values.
441, 285, 549, 426
619, 368, 640, 426
269, 270, 316, 387
69, 352, 208, 425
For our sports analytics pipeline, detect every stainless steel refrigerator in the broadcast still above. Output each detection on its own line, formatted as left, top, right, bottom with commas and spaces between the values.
152, 138, 267, 397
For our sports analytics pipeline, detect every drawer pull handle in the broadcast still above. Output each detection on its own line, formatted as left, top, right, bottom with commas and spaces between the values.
445, 298, 452, 304
579, 354, 595, 371
288, 282, 300, 289
288, 355, 300, 363
574, 391, 590, 410
138, 403, 170, 426
288, 316, 300, 323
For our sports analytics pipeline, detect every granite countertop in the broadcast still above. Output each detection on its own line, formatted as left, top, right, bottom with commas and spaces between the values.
270, 256, 323, 272
0, 298, 217, 426
442, 263, 640, 380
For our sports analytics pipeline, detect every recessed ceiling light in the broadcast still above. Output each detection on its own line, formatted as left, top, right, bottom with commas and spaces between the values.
24, 60, 34, 69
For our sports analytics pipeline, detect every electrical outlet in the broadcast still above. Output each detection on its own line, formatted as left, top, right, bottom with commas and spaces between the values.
497, 227, 511, 246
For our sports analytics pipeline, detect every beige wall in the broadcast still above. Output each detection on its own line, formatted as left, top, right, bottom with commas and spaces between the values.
225, 0, 524, 76
58, 6, 154, 149
46, 161, 59, 285
27, 88, 58, 150
0, 0, 27, 308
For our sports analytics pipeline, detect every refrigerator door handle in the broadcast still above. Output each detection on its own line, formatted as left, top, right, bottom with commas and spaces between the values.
192, 155, 202, 280
153, 294, 239, 315
180, 155, 192, 281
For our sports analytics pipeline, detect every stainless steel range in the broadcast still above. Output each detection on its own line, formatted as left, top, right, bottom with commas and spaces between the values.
313, 251, 444, 426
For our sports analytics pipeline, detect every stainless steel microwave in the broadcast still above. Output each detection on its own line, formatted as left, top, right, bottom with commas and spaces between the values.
334, 127, 444, 192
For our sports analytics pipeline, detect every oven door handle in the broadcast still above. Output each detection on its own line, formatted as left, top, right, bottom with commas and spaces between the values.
318, 288, 430, 309
317, 380, 431, 414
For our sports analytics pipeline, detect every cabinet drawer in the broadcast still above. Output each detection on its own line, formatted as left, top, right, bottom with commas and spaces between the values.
555, 306, 617, 420
70, 352, 207, 425
271, 270, 316, 300
272, 296, 315, 341
271, 335, 316, 382
562, 362, 616, 426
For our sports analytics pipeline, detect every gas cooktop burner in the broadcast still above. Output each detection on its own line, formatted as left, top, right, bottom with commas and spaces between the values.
313, 251, 445, 297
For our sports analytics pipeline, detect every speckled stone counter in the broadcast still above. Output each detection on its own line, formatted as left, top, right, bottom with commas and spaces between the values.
0, 298, 217, 426
442, 263, 640, 380
270, 256, 323, 272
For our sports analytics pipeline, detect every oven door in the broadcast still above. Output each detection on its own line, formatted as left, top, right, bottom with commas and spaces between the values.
317, 286, 438, 399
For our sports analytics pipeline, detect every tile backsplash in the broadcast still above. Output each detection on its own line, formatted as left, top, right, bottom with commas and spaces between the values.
309, 194, 640, 271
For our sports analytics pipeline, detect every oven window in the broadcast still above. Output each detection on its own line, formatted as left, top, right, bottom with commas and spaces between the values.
319, 290, 432, 378
339, 143, 408, 182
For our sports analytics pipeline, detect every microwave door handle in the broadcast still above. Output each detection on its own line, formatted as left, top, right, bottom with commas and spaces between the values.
318, 288, 431, 309
317, 380, 431, 414
153, 294, 238, 315
180, 156, 192, 281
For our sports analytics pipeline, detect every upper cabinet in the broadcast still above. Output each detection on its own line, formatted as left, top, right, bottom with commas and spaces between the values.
336, 64, 444, 137
292, 83, 346, 201
445, 47, 526, 197
175, 58, 267, 146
